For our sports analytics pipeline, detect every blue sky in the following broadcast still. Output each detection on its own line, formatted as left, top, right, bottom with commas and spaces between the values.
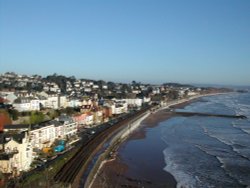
0, 0, 249, 85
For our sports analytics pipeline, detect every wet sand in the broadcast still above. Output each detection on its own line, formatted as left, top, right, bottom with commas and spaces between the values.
91, 99, 197, 188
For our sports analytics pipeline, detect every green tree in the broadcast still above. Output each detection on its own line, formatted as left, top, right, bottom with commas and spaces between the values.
121, 84, 132, 93
167, 90, 179, 100
64, 107, 75, 115
47, 110, 60, 119
8, 109, 19, 121
107, 82, 116, 91
30, 111, 45, 124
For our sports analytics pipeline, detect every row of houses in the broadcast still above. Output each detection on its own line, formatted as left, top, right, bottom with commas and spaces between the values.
1, 91, 66, 111
0, 90, 149, 112
0, 96, 139, 176
0, 115, 78, 175
0, 72, 150, 98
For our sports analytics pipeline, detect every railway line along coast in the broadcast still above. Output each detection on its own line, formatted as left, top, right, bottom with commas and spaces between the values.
53, 92, 230, 188
53, 106, 152, 188
85, 111, 151, 188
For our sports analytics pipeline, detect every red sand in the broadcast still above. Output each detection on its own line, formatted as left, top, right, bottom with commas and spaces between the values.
91, 99, 196, 188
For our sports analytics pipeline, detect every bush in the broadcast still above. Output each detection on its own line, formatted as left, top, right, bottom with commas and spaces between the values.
8, 109, 19, 121
30, 111, 45, 124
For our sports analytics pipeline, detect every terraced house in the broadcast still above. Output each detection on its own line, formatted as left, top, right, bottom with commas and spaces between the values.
0, 132, 32, 176
1, 115, 78, 175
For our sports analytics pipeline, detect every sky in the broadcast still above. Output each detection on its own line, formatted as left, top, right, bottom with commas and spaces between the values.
0, 0, 250, 85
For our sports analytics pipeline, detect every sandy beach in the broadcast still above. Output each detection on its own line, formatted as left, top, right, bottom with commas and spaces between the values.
90, 97, 200, 188
89, 93, 229, 188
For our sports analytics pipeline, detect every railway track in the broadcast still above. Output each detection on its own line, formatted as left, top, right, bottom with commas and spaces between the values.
54, 107, 151, 185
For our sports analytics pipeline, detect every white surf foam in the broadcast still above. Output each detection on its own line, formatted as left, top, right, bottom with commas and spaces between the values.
163, 149, 198, 188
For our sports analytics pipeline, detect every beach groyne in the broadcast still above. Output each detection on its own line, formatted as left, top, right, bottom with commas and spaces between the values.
174, 111, 247, 119
87, 92, 233, 188
86, 94, 219, 187
56, 92, 228, 188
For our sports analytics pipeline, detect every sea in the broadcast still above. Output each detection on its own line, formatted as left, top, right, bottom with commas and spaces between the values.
117, 92, 250, 188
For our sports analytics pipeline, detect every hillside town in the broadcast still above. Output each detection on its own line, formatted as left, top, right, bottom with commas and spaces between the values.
0, 72, 227, 184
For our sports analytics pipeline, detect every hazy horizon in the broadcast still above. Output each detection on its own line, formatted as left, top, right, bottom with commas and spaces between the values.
1, 0, 250, 86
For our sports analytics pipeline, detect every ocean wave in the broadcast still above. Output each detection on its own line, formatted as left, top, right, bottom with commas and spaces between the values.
200, 124, 250, 161
237, 105, 250, 118
194, 144, 250, 186
232, 121, 250, 135
163, 149, 200, 188
161, 93, 250, 187
162, 144, 243, 188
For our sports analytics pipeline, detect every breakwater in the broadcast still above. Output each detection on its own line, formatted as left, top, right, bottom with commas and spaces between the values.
173, 111, 247, 119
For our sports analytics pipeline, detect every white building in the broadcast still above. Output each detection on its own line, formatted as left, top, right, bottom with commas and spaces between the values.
29, 122, 56, 149
53, 120, 64, 139
102, 85, 108, 89
13, 100, 31, 112
124, 98, 143, 107
68, 98, 82, 108
0, 132, 32, 175
187, 91, 197, 96
0, 92, 17, 104
59, 96, 68, 108
30, 99, 40, 111
143, 96, 151, 103
111, 100, 128, 115
84, 87, 92, 92
45, 96, 59, 109
58, 115, 78, 138
92, 85, 99, 89
13, 98, 40, 112
4, 122, 56, 152
85, 114, 94, 126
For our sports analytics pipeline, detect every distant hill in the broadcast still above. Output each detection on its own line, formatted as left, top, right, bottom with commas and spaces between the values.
163, 83, 195, 88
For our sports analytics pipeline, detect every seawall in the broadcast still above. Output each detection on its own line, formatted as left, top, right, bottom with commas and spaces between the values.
85, 92, 228, 188
86, 111, 150, 188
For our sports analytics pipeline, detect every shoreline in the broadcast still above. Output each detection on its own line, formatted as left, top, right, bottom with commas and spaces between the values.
88, 92, 228, 188
86, 112, 151, 188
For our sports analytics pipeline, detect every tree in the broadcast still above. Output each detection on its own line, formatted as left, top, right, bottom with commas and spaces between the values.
60, 107, 76, 116
132, 80, 136, 85
121, 84, 132, 93
30, 111, 45, 124
8, 109, 19, 121
167, 90, 179, 100
47, 110, 60, 119
184, 90, 189, 97
151, 94, 163, 102
107, 82, 116, 91
147, 86, 153, 94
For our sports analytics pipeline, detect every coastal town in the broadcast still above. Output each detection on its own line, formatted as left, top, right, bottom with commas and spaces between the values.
0, 72, 230, 187
1, 0, 249, 187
